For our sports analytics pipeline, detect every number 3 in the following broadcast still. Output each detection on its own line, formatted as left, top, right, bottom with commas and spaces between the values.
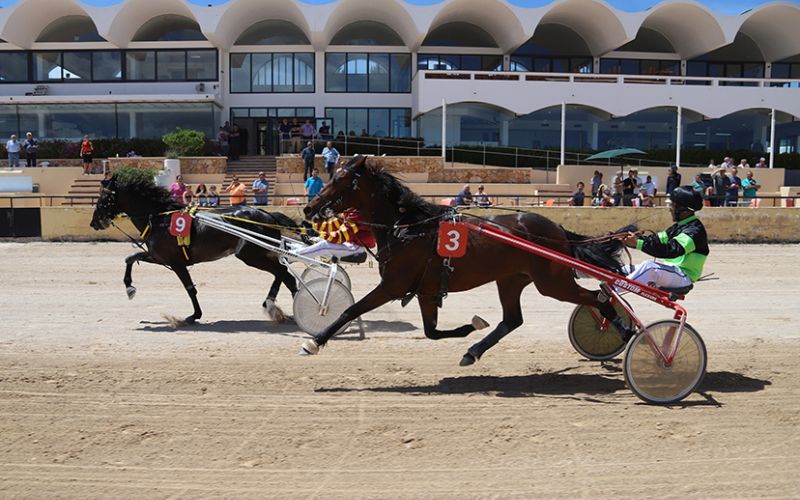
444, 229, 460, 251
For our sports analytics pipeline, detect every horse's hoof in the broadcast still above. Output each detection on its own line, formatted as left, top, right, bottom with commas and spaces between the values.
471, 315, 490, 330
459, 352, 478, 366
184, 317, 196, 326
299, 339, 320, 356
126, 286, 137, 300
263, 299, 288, 323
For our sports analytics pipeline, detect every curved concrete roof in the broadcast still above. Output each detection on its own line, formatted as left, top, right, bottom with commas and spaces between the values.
0, 0, 796, 59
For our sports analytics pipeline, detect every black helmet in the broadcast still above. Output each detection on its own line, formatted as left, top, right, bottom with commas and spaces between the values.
670, 186, 703, 212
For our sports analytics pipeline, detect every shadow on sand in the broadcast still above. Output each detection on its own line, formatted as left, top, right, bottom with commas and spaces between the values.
136, 318, 416, 336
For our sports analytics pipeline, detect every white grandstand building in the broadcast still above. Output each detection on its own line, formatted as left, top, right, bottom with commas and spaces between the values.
0, 0, 799, 160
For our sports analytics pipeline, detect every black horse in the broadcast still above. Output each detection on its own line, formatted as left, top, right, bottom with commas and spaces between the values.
90, 168, 299, 325
301, 155, 633, 365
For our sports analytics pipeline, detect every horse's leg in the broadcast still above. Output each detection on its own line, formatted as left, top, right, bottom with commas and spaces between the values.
300, 285, 394, 355
171, 265, 202, 325
417, 295, 489, 340
123, 251, 155, 300
460, 275, 529, 366
234, 243, 296, 322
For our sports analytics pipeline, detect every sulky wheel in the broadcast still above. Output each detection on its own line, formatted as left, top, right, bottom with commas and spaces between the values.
300, 264, 352, 290
568, 298, 632, 361
624, 320, 707, 404
293, 277, 354, 337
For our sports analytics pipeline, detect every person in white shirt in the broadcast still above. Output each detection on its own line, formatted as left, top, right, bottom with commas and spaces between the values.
754, 157, 767, 169
5, 134, 20, 168
321, 141, 340, 180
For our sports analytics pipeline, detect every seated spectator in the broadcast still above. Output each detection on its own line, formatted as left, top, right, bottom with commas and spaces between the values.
100, 171, 113, 193
739, 158, 750, 170
169, 175, 187, 202
454, 184, 473, 206
182, 189, 197, 207
690, 174, 706, 197
641, 175, 657, 204
195, 183, 209, 206
207, 185, 220, 207
637, 186, 653, 207
569, 181, 586, 206
590, 170, 603, 197
754, 157, 767, 169
475, 185, 492, 207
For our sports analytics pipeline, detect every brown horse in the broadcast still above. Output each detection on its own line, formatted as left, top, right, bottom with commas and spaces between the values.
300, 155, 634, 365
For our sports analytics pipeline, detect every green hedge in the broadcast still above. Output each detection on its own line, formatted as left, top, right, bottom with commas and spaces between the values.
30, 138, 215, 159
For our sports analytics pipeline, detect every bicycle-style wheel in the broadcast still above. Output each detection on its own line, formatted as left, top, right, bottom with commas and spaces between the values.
624, 320, 707, 404
568, 298, 631, 361
301, 264, 351, 290
293, 278, 354, 337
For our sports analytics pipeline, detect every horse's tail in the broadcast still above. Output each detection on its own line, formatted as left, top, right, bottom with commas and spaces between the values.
564, 224, 637, 275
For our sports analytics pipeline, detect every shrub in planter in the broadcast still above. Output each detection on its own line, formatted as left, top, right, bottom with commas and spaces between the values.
162, 128, 206, 157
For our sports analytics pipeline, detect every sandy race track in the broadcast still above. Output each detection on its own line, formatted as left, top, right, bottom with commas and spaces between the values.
0, 242, 799, 498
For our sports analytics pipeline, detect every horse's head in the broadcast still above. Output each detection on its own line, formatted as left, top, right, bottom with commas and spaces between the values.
303, 155, 371, 222
90, 176, 120, 230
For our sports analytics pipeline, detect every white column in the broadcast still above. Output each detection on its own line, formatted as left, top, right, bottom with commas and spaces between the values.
675, 105, 682, 167
500, 119, 510, 147
769, 108, 776, 169
441, 98, 446, 159
590, 122, 599, 150
560, 101, 566, 166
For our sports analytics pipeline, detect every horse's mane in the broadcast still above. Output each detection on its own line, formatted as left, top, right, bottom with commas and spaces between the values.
365, 159, 449, 224
115, 169, 183, 212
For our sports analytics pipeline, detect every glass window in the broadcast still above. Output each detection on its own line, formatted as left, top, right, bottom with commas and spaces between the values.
92, 51, 121, 81
600, 58, 620, 74
252, 53, 272, 92
326, 53, 346, 91
390, 108, 411, 137
368, 108, 389, 137
771, 63, 790, 79
294, 53, 314, 92
117, 102, 213, 139
33, 52, 62, 81
347, 53, 368, 92
325, 108, 346, 137
126, 51, 155, 80
296, 108, 315, 117
660, 61, 679, 76
0, 105, 18, 138
0, 52, 28, 82
510, 56, 532, 72
390, 53, 411, 92
742, 63, 763, 79
347, 108, 368, 136
187, 50, 216, 80
641, 60, 659, 75
18, 104, 115, 140
482, 55, 503, 72
272, 53, 293, 92
230, 53, 251, 92
62, 51, 91, 80
369, 53, 389, 92
157, 51, 186, 81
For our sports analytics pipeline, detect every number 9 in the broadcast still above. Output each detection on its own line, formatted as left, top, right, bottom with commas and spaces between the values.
175, 217, 186, 233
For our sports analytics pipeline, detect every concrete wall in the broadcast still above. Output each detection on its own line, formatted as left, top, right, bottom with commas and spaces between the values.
107, 157, 227, 175
38, 206, 800, 243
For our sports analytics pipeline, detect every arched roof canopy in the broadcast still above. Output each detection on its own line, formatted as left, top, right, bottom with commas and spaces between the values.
133, 14, 206, 42
616, 27, 675, 53
630, 2, 727, 59
330, 21, 404, 46
738, 3, 800, 62
424, 0, 526, 52
691, 32, 764, 62
105, 0, 202, 47
534, 0, 629, 56
0, 0, 94, 48
36, 15, 105, 43
211, 0, 312, 49
422, 22, 497, 48
323, 0, 418, 48
515, 24, 592, 57
235, 20, 310, 45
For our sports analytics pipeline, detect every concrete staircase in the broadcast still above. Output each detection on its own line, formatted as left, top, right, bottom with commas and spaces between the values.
223, 156, 277, 197
65, 174, 104, 206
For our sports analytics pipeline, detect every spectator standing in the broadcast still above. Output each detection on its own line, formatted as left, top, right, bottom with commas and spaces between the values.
318, 121, 332, 141
590, 170, 603, 197
475, 185, 492, 207
301, 120, 316, 144
217, 127, 229, 157
207, 185, 220, 207
690, 174, 706, 197
665, 164, 681, 195
228, 124, 241, 161
725, 167, 742, 207
708, 159, 717, 169
454, 184, 473, 206
290, 120, 302, 152
195, 183, 209, 206
622, 169, 640, 206
721, 157, 734, 169
80, 135, 94, 175
304, 168, 324, 202
100, 171, 113, 192
169, 175, 188, 202
741, 170, 761, 207
710, 167, 729, 207
252, 171, 269, 206
5, 134, 20, 168
279, 118, 293, 154
321, 141, 340, 180
754, 157, 767, 169
301, 141, 316, 181
612, 171, 624, 206
23, 132, 38, 167
225, 176, 246, 206
569, 181, 586, 206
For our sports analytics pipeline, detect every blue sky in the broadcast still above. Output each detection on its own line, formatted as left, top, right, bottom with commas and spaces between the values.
0, 0, 796, 15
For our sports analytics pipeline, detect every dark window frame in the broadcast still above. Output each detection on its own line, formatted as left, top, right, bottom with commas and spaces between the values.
228, 52, 315, 94
0, 51, 30, 83
323, 107, 412, 137
325, 52, 411, 93
1, 48, 218, 84
599, 58, 680, 76
509, 55, 593, 74
417, 53, 503, 72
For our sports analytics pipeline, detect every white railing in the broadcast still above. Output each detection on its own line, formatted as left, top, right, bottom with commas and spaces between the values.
418, 70, 800, 88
